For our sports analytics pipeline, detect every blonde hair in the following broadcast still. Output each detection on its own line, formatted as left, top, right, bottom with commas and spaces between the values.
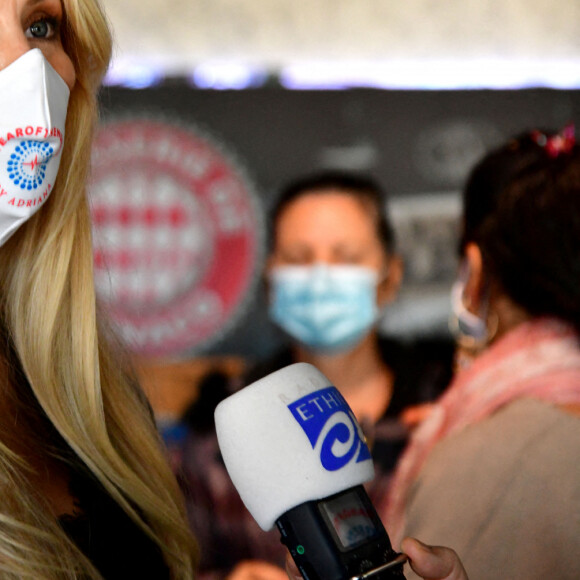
0, 0, 197, 577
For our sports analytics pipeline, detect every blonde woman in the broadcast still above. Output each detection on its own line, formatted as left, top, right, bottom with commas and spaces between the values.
0, 0, 197, 577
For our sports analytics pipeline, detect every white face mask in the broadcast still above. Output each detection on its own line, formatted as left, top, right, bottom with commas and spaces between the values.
449, 260, 488, 348
0, 49, 70, 246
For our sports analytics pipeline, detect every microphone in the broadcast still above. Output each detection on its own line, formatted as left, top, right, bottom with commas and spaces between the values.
215, 362, 406, 580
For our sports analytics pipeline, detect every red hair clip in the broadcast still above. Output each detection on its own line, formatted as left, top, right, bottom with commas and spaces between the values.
530, 124, 576, 158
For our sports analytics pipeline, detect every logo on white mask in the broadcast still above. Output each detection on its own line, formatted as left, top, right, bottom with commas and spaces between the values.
0, 49, 70, 245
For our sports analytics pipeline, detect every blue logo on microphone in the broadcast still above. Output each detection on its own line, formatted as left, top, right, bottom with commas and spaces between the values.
288, 386, 371, 471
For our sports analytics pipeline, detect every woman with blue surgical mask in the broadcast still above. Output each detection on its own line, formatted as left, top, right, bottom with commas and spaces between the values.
178, 171, 456, 580
266, 173, 404, 424
262, 173, 455, 431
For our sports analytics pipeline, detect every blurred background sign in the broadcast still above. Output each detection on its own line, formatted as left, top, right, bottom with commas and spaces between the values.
90, 118, 263, 357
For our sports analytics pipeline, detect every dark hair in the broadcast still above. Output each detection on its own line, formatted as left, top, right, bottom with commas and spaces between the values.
269, 171, 395, 255
461, 129, 580, 329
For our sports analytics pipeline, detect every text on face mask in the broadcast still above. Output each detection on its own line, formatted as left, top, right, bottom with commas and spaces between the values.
0, 126, 63, 148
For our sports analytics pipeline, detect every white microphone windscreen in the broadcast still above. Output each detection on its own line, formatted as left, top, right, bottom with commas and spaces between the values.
215, 362, 375, 531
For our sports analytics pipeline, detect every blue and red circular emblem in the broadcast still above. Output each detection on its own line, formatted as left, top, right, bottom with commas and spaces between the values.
8, 141, 54, 190
89, 118, 263, 357
0, 126, 64, 215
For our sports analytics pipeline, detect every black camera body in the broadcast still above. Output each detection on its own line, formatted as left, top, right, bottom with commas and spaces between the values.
276, 485, 406, 580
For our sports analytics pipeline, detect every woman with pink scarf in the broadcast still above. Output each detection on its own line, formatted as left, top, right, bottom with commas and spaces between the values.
386, 126, 580, 580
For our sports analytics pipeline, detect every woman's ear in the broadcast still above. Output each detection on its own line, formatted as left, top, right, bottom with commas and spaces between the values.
377, 254, 403, 306
462, 242, 485, 314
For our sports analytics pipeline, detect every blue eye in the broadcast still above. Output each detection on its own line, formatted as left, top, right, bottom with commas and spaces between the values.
27, 18, 56, 39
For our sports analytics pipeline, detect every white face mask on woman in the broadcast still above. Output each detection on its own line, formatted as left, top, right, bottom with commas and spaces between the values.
449, 259, 490, 349
268, 263, 380, 354
0, 49, 70, 246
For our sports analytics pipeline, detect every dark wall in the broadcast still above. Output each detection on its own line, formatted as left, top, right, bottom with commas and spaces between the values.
96, 84, 580, 359
99, 85, 579, 197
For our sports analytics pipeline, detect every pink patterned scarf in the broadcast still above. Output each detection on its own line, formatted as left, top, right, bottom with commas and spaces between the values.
385, 317, 580, 547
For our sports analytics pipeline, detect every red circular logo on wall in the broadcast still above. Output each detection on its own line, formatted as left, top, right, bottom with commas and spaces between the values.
89, 118, 263, 357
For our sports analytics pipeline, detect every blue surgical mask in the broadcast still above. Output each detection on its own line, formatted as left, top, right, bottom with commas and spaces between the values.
268, 264, 380, 353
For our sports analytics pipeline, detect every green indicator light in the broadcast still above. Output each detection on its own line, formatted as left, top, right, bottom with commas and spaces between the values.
296, 545, 305, 555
